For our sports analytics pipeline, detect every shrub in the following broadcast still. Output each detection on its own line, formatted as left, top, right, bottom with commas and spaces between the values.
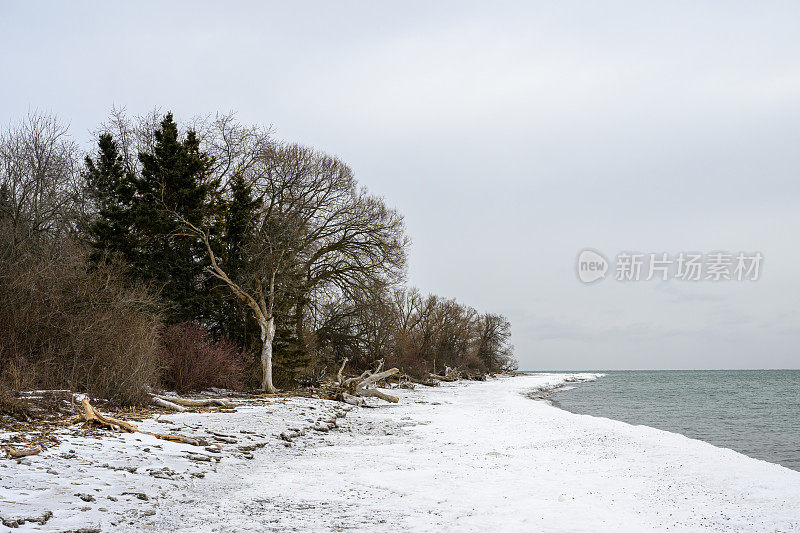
0, 242, 162, 405
158, 322, 248, 393
462, 354, 488, 374
0, 389, 32, 421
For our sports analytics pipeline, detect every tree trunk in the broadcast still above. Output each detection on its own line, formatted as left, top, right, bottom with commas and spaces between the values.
260, 316, 277, 393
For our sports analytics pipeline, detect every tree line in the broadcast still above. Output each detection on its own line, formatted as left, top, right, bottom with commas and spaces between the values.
0, 109, 516, 404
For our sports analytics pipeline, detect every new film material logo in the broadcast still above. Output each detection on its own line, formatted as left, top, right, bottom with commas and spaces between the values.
576, 250, 762, 284
577, 249, 608, 283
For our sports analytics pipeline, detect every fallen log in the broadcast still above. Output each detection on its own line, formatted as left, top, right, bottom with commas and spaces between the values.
328, 359, 400, 405
357, 388, 399, 403
341, 393, 364, 406
68, 397, 211, 448
151, 396, 187, 412
153, 434, 204, 446
154, 396, 231, 408
5, 445, 42, 459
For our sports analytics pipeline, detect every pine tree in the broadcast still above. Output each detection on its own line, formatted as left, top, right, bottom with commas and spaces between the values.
132, 113, 220, 323
83, 133, 137, 265
212, 174, 261, 347
271, 267, 312, 386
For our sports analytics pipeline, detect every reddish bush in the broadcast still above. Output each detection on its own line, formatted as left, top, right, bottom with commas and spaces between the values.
158, 322, 248, 393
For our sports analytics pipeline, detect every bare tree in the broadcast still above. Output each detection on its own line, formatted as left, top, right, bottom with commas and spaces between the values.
253, 144, 409, 353
97, 107, 273, 188
0, 112, 79, 254
181, 213, 295, 394
476, 313, 516, 373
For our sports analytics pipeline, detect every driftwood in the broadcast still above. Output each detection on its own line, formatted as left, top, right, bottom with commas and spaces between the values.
329, 359, 400, 405
151, 396, 186, 412
5, 445, 42, 459
153, 434, 204, 446
151, 395, 231, 410
410, 376, 440, 387
68, 397, 206, 448
165, 397, 231, 408
430, 366, 461, 382
394, 374, 416, 389
71, 397, 138, 433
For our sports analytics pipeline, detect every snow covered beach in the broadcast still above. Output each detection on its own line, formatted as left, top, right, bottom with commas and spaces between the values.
3, 374, 800, 532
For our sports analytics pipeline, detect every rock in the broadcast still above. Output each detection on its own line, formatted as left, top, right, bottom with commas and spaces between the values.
75, 493, 96, 502
33, 511, 53, 525
122, 492, 149, 501
238, 444, 266, 452
46, 469, 59, 475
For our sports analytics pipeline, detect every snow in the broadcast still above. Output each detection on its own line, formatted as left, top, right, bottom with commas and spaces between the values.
3, 374, 800, 532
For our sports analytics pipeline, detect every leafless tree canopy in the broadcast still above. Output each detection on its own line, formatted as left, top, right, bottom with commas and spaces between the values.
0, 112, 79, 255
0, 108, 516, 404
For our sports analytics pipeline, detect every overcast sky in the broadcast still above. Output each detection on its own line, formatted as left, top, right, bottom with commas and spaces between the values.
2, 1, 799, 370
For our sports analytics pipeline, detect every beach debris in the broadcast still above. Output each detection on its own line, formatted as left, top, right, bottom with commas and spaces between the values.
150, 394, 232, 411
71, 397, 137, 433
429, 366, 461, 382
326, 358, 400, 406
5, 444, 42, 459
122, 492, 149, 500
151, 396, 186, 412
153, 434, 206, 446
1, 510, 53, 528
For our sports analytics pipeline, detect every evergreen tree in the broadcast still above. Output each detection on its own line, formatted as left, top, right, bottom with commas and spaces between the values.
84, 133, 138, 265
271, 268, 312, 386
132, 113, 220, 322
212, 174, 261, 347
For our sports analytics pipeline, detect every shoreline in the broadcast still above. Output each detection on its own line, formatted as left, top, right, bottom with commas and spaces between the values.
532, 370, 800, 473
3, 375, 800, 531
518, 371, 605, 402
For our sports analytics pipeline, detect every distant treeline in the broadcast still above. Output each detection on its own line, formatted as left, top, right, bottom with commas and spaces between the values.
0, 109, 516, 404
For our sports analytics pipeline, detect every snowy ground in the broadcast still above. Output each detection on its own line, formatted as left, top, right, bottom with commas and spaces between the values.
3, 374, 800, 532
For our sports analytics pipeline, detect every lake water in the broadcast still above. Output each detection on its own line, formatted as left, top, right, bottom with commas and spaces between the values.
547, 370, 800, 472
